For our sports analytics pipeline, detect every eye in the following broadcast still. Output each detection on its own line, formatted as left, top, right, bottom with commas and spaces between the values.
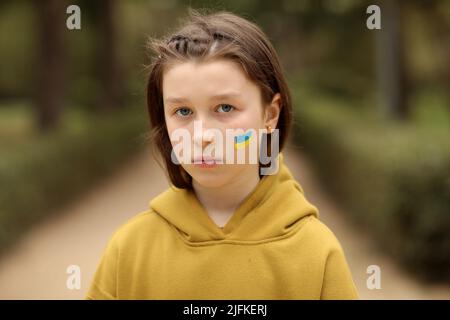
175, 107, 193, 117
217, 104, 235, 113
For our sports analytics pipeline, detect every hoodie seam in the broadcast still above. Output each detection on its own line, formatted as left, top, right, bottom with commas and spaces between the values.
166, 214, 317, 247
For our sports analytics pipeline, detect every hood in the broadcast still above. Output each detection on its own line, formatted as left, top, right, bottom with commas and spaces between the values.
149, 152, 319, 243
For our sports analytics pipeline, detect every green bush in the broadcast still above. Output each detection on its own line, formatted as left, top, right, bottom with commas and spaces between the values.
0, 107, 148, 253
292, 93, 450, 282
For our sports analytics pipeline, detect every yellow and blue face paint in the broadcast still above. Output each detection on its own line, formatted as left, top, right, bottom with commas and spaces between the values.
234, 130, 253, 149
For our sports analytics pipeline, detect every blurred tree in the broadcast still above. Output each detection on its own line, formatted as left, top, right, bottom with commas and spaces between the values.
34, 0, 68, 132
420, 0, 450, 108
376, 0, 409, 121
97, 0, 122, 112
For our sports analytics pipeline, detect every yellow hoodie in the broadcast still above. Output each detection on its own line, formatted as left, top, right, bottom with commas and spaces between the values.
86, 153, 358, 300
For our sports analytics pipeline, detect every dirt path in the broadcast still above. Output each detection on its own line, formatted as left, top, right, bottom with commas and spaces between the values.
0, 146, 169, 299
0, 144, 448, 299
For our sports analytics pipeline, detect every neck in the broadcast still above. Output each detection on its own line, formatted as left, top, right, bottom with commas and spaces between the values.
192, 165, 261, 217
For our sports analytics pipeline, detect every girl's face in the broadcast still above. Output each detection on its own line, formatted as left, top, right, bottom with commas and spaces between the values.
162, 58, 280, 188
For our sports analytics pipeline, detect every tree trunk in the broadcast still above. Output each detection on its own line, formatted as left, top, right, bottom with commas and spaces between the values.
98, 0, 122, 112
376, 0, 409, 121
35, 0, 67, 132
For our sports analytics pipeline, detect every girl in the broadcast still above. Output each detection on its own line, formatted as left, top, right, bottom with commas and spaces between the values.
86, 9, 358, 300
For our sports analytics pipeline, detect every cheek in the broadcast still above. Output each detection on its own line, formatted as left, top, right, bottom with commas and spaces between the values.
229, 107, 265, 130
165, 125, 176, 145
165, 118, 186, 143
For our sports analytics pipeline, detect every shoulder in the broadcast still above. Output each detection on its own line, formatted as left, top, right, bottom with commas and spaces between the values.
304, 218, 358, 299
107, 208, 166, 248
299, 215, 346, 253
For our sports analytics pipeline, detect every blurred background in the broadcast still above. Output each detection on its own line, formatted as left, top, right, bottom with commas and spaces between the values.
0, 0, 449, 299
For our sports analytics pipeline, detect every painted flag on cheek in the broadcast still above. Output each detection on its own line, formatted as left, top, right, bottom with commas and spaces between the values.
234, 130, 253, 149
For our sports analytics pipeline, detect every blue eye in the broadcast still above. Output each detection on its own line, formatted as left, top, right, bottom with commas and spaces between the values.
175, 108, 192, 117
217, 104, 235, 113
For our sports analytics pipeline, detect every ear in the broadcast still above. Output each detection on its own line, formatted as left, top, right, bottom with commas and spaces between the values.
264, 93, 282, 130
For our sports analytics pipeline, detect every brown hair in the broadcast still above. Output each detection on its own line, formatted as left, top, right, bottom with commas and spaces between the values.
146, 8, 293, 189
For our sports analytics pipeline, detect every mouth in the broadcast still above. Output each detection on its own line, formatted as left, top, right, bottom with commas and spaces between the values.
192, 157, 222, 168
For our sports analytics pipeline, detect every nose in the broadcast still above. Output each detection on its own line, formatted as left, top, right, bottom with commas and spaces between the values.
193, 125, 216, 150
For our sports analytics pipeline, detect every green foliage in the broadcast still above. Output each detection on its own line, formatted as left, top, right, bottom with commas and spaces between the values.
292, 90, 450, 282
0, 1, 37, 98
0, 106, 148, 253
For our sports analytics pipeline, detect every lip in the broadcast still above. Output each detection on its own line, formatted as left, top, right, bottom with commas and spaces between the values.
192, 157, 223, 168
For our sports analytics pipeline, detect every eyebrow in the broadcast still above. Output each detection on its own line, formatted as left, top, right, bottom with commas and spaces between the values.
164, 92, 242, 104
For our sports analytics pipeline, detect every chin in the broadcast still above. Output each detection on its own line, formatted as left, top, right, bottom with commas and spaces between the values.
186, 167, 231, 189
193, 174, 230, 189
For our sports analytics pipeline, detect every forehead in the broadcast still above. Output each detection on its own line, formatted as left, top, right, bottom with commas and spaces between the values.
162, 59, 259, 102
